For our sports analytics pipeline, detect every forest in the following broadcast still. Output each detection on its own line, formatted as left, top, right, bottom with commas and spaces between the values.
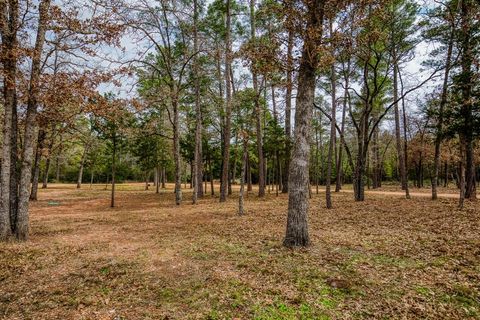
0, 0, 479, 318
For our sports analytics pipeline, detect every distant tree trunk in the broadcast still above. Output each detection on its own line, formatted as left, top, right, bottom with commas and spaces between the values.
220, 0, 232, 203
162, 166, 166, 188
30, 130, 46, 201
238, 137, 248, 216
90, 169, 94, 188
247, 152, 252, 192
250, 0, 265, 198
401, 86, 411, 199
76, 144, 88, 189
172, 90, 182, 205
55, 135, 63, 182
432, 28, 453, 200
459, 142, 466, 209
371, 122, 381, 189
145, 171, 149, 190
111, 132, 116, 208
284, 0, 325, 248
156, 165, 160, 194
42, 157, 50, 189
444, 162, 448, 187
336, 58, 350, 192
16, 0, 51, 240
209, 158, 214, 196
326, 22, 336, 209
393, 54, 407, 191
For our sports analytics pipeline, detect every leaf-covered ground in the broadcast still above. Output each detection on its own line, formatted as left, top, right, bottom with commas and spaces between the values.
0, 183, 479, 319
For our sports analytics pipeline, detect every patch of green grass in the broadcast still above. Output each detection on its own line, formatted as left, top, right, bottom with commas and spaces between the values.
415, 286, 433, 297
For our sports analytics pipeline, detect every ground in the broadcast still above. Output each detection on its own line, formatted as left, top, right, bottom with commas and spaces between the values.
0, 183, 479, 319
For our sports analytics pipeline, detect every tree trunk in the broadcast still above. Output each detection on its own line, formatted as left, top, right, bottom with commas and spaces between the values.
282, 28, 294, 194
432, 27, 454, 200
326, 21, 336, 209
42, 148, 51, 189
193, 0, 203, 204
172, 91, 182, 205
250, 0, 265, 198
284, 0, 325, 248
111, 131, 116, 208
460, 0, 476, 200
0, 0, 19, 240
9, 97, 18, 234
336, 58, 350, 192
30, 130, 46, 201
162, 166, 166, 188
76, 144, 88, 189
156, 165, 160, 194
220, 0, 232, 203
393, 54, 407, 191
16, 0, 51, 240
238, 137, 248, 216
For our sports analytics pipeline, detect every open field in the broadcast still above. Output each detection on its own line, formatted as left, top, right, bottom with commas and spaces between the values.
0, 183, 479, 319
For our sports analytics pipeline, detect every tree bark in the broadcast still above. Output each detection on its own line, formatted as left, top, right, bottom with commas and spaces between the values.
393, 54, 407, 191
282, 27, 294, 194
432, 26, 454, 200
326, 21, 336, 209
111, 133, 116, 208
335, 58, 350, 192
220, 0, 232, 202
76, 143, 88, 189
459, 0, 476, 201
238, 137, 248, 215
250, 0, 265, 198
284, 0, 325, 248
16, 0, 51, 240
172, 91, 182, 205
192, 0, 203, 203
0, 0, 19, 240
30, 130, 46, 201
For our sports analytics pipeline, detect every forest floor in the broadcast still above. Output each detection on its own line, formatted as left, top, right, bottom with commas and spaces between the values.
0, 183, 479, 320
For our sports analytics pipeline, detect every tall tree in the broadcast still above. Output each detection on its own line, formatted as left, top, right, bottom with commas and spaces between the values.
284, 0, 326, 248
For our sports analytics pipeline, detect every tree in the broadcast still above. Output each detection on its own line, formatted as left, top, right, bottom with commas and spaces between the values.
284, 0, 326, 248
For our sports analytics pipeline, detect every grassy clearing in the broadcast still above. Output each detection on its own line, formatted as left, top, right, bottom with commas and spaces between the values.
0, 183, 478, 319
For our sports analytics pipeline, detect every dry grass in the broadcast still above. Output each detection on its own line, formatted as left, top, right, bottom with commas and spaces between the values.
0, 183, 479, 319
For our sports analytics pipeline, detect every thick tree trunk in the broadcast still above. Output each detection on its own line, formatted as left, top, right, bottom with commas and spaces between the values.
16, 0, 51, 240
220, 0, 232, 202
9, 99, 18, 234
0, 0, 19, 240
284, 0, 325, 248
460, 0, 476, 200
